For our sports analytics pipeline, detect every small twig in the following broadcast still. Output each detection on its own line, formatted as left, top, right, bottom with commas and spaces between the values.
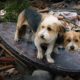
0, 65, 14, 71
0, 57, 16, 62
0, 49, 4, 56
38, 7, 49, 13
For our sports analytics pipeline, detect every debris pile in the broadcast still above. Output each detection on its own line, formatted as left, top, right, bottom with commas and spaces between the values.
0, 45, 33, 80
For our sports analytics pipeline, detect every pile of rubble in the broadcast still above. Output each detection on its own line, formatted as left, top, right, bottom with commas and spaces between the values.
0, 45, 33, 80
29, 0, 80, 10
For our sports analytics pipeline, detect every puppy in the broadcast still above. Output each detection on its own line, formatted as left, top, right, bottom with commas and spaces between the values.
14, 7, 42, 42
64, 31, 80, 51
34, 15, 64, 63
14, 8, 64, 63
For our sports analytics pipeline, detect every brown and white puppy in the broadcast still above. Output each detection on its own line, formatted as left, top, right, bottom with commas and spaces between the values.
14, 8, 42, 42
64, 31, 80, 51
14, 8, 64, 63
34, 15, 64, 63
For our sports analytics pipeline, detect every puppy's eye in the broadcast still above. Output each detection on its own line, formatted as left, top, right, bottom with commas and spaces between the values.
75, 39, 78, 42
67, 39, 71, 42
42, 26, 44, 28
47, 27, 52, 31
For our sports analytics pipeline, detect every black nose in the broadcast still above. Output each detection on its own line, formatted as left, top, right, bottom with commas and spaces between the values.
70, 46, 74, 50
40, 35, 44, 39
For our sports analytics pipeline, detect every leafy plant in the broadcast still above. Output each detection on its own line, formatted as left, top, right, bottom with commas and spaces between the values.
3, 0, 30, 22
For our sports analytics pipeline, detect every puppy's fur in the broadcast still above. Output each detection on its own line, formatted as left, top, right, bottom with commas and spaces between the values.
34, 15, 64, 63
14, 8, 42, 41
64, 31, 80, 51
14, 8, 64, 63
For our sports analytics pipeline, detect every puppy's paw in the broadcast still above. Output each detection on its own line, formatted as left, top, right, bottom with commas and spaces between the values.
14, 37, 19, 42
14, 34, 19, 42
47, 57, 54, 63
37, 52, 43, 59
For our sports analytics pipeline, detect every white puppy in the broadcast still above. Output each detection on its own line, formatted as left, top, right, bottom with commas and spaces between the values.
34, 15, 64, 63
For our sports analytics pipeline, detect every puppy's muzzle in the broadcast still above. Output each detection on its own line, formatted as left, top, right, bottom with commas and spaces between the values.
70, 46, 75, 51
40, 35, 45, 39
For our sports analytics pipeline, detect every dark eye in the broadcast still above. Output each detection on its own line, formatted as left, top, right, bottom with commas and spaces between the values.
67, 39, 71, 42
47, 27, 52, 31
42, 26, 44, 28
75, 39, 78, 42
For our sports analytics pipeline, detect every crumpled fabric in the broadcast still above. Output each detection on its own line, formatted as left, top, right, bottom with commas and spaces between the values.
49, 11, 80, 31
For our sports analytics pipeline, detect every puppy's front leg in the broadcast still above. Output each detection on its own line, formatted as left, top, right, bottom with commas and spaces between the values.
34, 38, 43, 59
45, 44, 54, 63
37, 45, 43, 59
14, 29, 19, 41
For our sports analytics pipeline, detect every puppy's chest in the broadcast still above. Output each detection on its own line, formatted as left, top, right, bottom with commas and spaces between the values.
39, 38, 52, 44
40, 43, 49, 50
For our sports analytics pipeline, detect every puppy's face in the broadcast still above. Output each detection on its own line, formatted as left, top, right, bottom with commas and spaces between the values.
64, 31, 80, 51
37, 15, 63, 43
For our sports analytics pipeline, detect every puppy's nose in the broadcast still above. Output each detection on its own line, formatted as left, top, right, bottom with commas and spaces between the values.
70, 46, 74, 50
40, 35, 44, 39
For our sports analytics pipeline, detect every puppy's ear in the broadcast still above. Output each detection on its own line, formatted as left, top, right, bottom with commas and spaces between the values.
58, 23, 65, 36
56, 23, 65, 44
63, 32, 67, 40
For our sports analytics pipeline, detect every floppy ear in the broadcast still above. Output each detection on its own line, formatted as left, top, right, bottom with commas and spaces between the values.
58, 23, 65, 36
63, 32, 67, 40
55, 23, 65, 44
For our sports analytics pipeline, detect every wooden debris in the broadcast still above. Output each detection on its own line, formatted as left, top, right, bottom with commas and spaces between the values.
0, 65, 14, 71
54, 76, 74, 80
54, 76, 64, 80
5, 68, 16, 74
58, 16, 64, 20
0, 75, 5, 80
64, 76, 74, 80
77, 15, 80, 20
0, 57, 15, 63
29, 0, 48, 9
38, 7, 49, 13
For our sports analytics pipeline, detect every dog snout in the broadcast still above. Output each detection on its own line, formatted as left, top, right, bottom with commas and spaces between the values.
40, 35, 44, 39
70, 46, 74, 50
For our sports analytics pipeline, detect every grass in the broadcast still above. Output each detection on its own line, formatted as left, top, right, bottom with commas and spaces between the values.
0, 0, 30, 22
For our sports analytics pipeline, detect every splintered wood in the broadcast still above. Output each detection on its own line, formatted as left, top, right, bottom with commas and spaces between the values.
0, 45, 19, 79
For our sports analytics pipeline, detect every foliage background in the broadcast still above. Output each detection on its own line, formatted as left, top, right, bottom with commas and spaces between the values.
0, 0, 79, 22
0, 0, 29, 22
